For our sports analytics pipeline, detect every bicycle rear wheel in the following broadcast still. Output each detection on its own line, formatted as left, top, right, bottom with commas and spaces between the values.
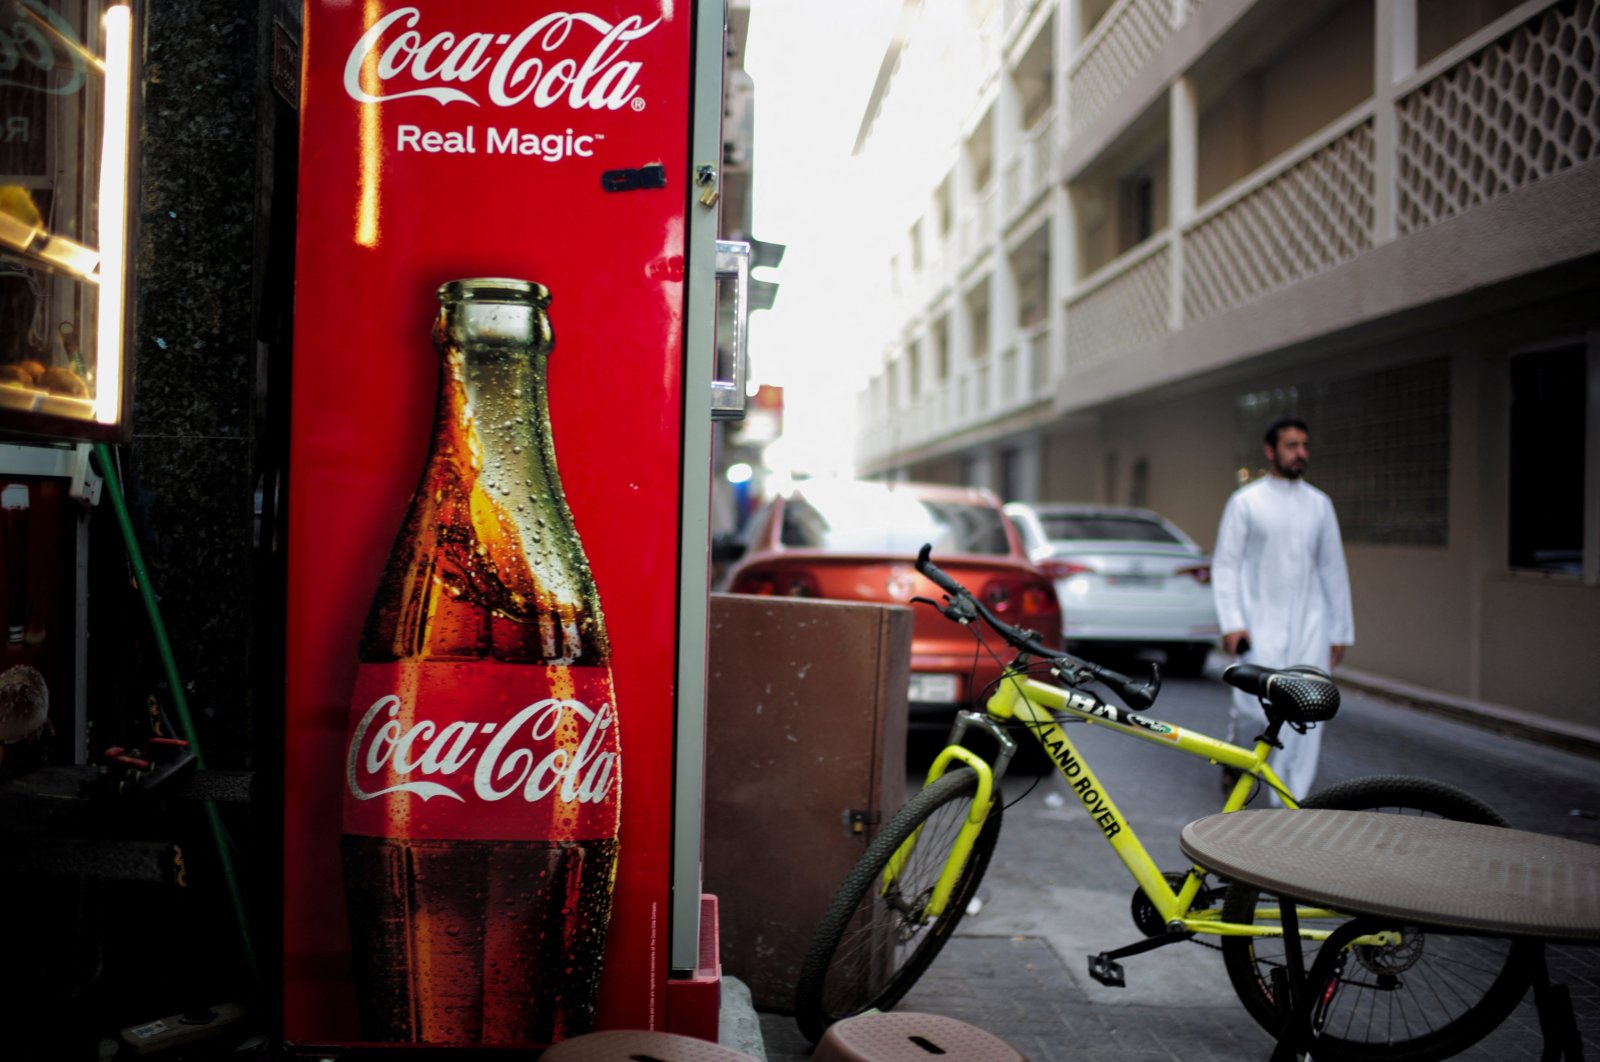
1220, 775, 1538, 1061
793, 767, 1002, 1044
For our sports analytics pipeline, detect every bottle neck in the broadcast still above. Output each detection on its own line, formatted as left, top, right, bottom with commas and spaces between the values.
447, 344, 561, 507
431, 340, 608, 663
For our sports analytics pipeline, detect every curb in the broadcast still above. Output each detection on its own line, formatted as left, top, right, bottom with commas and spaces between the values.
720, 976, 767, 1060
1333, 666, 1600, 761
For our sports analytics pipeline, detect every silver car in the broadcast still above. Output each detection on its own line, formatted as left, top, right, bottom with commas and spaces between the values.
1004, 502, 1220, 675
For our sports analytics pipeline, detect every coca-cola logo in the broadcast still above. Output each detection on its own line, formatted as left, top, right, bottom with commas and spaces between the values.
346, 693, 618, 805
0, 0, 88, 96
343, 7, 659, 110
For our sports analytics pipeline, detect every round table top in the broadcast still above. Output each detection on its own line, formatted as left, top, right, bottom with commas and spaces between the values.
1180, 809, 1600, 940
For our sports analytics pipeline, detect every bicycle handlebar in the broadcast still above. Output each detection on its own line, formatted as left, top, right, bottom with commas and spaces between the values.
915, 544, 1162, 711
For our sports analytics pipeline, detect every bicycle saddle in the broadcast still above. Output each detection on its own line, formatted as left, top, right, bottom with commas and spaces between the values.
1223, 664, 1340, 724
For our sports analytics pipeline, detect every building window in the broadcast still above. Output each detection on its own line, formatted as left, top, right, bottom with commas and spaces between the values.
1508, 343, 1586, 575
1236, 359, 1451, 546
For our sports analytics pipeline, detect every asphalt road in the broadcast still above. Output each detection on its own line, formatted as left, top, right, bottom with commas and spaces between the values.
757, 659, 1600, 1060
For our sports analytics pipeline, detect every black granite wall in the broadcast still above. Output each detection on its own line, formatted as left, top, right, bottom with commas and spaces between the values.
76, 0, 296, 1034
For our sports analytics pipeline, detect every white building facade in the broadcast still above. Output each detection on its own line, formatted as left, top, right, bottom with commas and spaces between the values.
853, 0, 1600, 729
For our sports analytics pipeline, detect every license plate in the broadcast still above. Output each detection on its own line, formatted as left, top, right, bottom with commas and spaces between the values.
908, 673, 959, 703
1108, 574, 1164, 588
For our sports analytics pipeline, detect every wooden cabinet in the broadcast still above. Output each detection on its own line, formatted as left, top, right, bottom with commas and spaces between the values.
702, 594, 911, 1010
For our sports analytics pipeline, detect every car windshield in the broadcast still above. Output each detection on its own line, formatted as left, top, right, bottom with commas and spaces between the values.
1039, 513, 1182, 544
780, 484, 1011, 555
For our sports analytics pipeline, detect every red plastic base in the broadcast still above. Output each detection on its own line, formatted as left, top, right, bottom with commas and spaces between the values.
664, 894, 721, 1040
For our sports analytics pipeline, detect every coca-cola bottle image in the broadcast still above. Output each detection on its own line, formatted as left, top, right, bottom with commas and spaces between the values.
341, 278, 620, 1046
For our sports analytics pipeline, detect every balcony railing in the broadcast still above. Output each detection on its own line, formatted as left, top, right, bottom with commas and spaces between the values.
1182, 107, 1377, 325
1065, 237, 1171, 369
1067, 0, 1189, 137
862, 0, 1593, 470
1394, 0, 1599, 236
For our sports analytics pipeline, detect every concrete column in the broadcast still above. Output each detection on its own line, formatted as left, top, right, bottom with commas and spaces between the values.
1049, 186, 1073, 392
952, 279, 974, 420
1063, 0, 1085, 106
1168, 75, 1198, 330
986, 269, 1011, 413
997, 57, 1022, 221
1374, 0, 1418, 242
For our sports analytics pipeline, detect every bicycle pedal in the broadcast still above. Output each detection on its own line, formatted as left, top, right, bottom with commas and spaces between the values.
1087, 953, 1126, 987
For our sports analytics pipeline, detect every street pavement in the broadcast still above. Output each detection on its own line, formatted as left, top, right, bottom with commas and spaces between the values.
751, 658, 1600, 1060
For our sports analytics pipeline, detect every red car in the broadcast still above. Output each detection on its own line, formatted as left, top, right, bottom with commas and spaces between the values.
721, 480, 1062, 730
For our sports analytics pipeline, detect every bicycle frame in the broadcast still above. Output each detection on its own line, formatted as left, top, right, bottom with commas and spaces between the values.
903, 664, 1371, 948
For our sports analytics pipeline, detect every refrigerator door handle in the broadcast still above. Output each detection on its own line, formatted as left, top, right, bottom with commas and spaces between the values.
712, 239, 750, 421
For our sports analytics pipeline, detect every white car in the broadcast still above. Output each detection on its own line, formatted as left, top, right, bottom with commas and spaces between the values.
1004, 502, 1220, 675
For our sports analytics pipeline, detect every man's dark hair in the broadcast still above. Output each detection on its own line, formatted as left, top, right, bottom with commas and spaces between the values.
1264, 416, 1309, 447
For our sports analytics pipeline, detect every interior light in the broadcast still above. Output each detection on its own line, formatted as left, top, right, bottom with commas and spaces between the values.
95, 4, 133, 424
726, 462, 754, 485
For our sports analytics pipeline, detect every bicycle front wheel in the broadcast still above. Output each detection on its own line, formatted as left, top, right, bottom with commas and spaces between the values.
793, 767, 1003, 1044
1220, 775, 1538, 1061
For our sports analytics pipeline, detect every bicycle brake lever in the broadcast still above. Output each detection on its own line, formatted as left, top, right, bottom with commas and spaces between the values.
909, 594, 977, 624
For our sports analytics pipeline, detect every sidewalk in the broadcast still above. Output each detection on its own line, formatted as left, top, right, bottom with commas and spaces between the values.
718, 667, 1600, 1060
1335, 665, 1600, 760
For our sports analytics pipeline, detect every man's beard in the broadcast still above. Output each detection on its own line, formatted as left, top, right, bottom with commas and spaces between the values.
1274, 458, 1306, 479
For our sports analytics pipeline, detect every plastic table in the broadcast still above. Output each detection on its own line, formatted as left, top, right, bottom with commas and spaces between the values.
1179, 808, 1600, 1060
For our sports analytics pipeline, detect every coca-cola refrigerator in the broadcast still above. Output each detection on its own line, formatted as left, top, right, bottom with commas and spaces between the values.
282, 2, 744, 1050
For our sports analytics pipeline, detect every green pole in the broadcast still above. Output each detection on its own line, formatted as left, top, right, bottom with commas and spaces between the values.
90, 442, 261, 993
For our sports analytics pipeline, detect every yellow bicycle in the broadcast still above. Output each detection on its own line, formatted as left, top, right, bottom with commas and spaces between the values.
794, 546, 1536, 1060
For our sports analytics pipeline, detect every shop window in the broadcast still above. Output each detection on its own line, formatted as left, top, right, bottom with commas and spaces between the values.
1508, 344, 1586, 574
1236, 359, 1451, 546
0, 2, 138, 438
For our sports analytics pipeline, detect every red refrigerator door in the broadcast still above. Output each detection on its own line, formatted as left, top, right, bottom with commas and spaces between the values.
282, 2, 709, 1047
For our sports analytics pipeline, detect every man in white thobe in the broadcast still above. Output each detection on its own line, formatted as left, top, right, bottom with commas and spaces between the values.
1212, 417, 1354, 804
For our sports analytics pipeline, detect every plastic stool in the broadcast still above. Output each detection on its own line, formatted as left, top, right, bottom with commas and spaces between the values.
539, 1029, 758, 1061
814, 1012, 1029, 1062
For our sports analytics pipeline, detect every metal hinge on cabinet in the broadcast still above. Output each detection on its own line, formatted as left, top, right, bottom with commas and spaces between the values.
844, 809, 882, 835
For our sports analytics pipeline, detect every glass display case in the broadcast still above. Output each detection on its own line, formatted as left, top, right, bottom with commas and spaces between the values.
0, 0, 137, 440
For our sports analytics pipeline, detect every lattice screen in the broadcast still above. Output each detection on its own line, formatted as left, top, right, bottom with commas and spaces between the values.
1396, 0, 1600, 235
1068, 0, 1188, 136
1183, 121, 1376, 325
1234, 359, 1451, 547
1064, 244, 1170, 366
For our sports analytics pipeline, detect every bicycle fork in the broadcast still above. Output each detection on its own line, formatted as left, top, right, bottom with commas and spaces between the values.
881, 712, 1012, 921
